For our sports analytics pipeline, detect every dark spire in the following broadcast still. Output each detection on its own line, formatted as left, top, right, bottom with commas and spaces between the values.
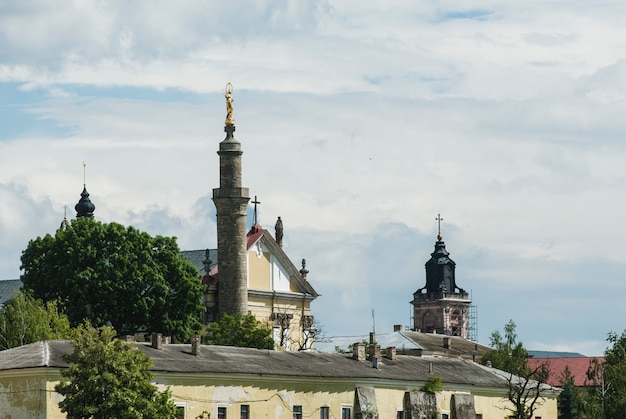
202, 249, 212, 275
75, 186, 96, 218
75, 162, 95, 218
421, 214, 463, 294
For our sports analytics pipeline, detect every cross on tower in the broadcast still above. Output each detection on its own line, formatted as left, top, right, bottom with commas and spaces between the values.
252, 195, 261, 225
435, 213, 444, 236
435, 214, 443, 241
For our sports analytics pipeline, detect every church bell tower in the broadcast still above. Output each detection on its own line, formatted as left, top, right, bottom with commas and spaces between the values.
212, 84, 250, 317
411, 215, 472, 339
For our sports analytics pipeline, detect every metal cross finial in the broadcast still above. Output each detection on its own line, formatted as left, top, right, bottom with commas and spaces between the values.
435, 213, 444, 240
435, 213, 443, 233
82, 161, 87, 186
252, 195, 261, 224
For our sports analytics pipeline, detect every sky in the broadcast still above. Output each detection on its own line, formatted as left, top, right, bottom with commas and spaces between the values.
2, 1, 626, 356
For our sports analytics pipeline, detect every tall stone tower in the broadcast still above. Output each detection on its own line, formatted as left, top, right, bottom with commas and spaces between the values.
212, 84, 250, 317
411, 215, 472, 339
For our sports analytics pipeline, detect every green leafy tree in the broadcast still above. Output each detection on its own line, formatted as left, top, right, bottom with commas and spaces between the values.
20, 218, 204, 342
0, 290, 71, 350
599, 330, 626, 418
579, 357, 607, 419
56, 323, 177, 419
558, 367, 580, 419
206, 312, 274, 349
481, 320, 551, 419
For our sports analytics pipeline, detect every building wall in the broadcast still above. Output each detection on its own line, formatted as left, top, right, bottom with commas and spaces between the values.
248, 250, 271, 289
246, 239, 315, 350
0, 368, 559, 419
152, 374, 559, 419
248, 294, 313, 351
0, 370, 51, 418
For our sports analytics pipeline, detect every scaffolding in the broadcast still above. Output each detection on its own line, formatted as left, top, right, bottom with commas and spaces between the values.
468, 304, 478, 342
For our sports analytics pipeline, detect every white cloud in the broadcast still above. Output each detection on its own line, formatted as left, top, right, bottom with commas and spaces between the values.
1, 0, 626, 352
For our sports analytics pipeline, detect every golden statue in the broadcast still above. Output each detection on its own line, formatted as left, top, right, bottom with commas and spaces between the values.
225, 82, 234, 126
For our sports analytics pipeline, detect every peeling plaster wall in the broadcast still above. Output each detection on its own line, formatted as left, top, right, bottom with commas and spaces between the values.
0, 368, 559, 419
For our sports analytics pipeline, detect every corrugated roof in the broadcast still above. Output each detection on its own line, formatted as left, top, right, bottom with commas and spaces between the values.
0, 340, 510, 389
315, 333, 422, 354
317, 331, 491, 360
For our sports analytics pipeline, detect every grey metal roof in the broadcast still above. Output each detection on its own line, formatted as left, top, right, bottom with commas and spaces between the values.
527, 350, 586, 359
0, 279, 22, 306
317, 331, 492, 360
315, 332, 422, 354
0, 340, 507, 389
179, 249, 218, 274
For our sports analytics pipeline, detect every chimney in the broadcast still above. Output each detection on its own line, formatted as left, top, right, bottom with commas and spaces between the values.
369, 344, 382, 361
191, 336, 201, 356
353, 342, 366, 361
152, 332, 162, 350
393, 324, 402, 332
443, 337, 451, 349
386, 347, 397, 361
369, 332, 376, 344
372, 356, 379, 369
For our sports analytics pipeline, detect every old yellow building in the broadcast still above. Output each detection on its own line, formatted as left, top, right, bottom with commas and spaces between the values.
181, 222, 319, 351
0, 339, 558, 418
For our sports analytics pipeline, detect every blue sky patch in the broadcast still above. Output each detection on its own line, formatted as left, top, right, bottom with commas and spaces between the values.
0, 83, 69, 141
434, 9, 494, 22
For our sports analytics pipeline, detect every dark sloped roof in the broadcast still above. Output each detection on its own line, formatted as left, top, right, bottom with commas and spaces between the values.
0, 340, 507, 389
0, 279, 22, 306
401, 331, 491, 358
179, 249, 218, 275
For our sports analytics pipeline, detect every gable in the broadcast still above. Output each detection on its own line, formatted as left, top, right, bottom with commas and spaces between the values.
247, 237, 298, 293
247, 230, 318, 297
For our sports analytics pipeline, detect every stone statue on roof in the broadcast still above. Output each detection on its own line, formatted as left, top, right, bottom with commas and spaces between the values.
275, 216, 283, 247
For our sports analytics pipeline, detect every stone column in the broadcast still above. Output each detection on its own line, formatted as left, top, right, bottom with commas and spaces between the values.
213, 125, 250, 317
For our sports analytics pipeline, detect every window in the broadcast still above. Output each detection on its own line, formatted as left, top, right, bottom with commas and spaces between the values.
320, 406, 329, 419
175, 405, 186, 419
217, 406, 227, 419
476, 415, 483, 419
341, 406, 351, 419
293, 405, 302, 419
396, 411, 405, 419
240, 405, 249, 419
441, 414, 449, 419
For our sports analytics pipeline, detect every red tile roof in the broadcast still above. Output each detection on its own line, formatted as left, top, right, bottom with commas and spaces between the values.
246, 223, 265, 249
528, 357, 605, 387
206, 224, 266, 281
